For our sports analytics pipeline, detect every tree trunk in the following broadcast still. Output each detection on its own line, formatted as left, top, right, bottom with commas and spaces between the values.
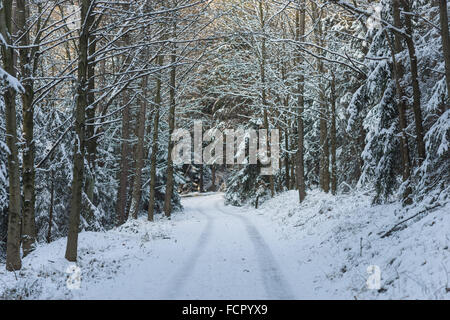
17, 0, 37, 257
129, 76, 148, 219
263, 109, 274, 197
296, 1, 306, 202
148, 54, 164, 221
319, 90, 330, 193
47, 171, 54, 243
311, 1, 330, 193
1, 0, 22, 271
85, 32, 97, 210
163, 22, 177, 218
211, 164, 216, 191
438, 0, 450, 105
280, 50, 291, 191
65, 0, 93, 262
387, 8, 413, 204
115, 10, 133, 224
284, 129, 290, 190
199, 164, 204, 192
356, 126, 365, 182
116, 91, 131, 224
330, 75, 337, 195
126, 113, 138, 218
290, 154, 296, 190
399, 0, 426, 164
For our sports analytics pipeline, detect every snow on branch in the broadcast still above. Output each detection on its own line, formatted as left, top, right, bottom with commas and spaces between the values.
0, 67, 24, 93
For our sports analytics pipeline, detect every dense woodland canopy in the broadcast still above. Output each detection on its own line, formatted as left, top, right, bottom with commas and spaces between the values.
0, 0, 449, 271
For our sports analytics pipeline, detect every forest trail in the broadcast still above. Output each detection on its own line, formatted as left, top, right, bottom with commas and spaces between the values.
76, 193, 311, 299
3, 190, 447, 299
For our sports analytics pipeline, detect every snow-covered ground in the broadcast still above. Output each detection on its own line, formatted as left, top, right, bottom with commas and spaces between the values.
253, 190, 450, 299
0, 191, 449, 299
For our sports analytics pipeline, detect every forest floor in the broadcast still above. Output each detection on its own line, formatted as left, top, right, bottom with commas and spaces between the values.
0, 191, 449, 299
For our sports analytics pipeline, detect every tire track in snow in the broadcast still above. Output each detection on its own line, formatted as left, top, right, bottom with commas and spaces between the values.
164, 207, 213, 299
214, 201, 295, 299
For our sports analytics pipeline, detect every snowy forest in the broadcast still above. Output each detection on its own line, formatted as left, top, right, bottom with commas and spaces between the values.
0, 0, 449, 300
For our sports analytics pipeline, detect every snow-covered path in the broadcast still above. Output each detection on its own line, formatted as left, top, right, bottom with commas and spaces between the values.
3, 190, 448, 299
75, 193, 312, 299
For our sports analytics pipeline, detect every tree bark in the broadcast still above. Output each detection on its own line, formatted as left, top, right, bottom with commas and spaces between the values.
258, 0, 275, 198
284, 129, 290, 190
1, 0, 22, 271
17, 0, 37, 257
199, 164, 204, 192
85, 32, 97, 211
387, 9, 413, 204
116, 91, 131, 224
211, 164, 216, 191
296, 0, 306, 202
356, 126, 365, 182
319, 90, 330, 193
438, 0, 450, 105
311, 1, 330, 193
65, 0, 93, 262
47, 170, 54, 243
129, 76, 148, 219
115, 23, 133, 224
400, 0, 426, 163
163, 21, 177, 218
330, 75, 337, 195
290, 154, 296, 190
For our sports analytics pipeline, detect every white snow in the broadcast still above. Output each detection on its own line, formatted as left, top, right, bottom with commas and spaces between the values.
0, 67, 24, 93
252, 190, 450, 299
0, 191, 449, 299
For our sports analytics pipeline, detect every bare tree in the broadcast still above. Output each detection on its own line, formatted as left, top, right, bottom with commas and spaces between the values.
312, 1, 330, 193
163, 15, 178, 218
399, 0, 426, 163
296, 0, 307, 202
148, 53, 164, 221
130, 75, 148, 219
65, 0, 95, 262
1, 0, 23, 271
258, 0, 275, 198
387, 1, 413, 204
330, 74, 337, 195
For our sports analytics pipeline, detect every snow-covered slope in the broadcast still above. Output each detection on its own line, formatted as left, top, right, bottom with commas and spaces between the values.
254, 189, 450, 299
0, 215, 178, 299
